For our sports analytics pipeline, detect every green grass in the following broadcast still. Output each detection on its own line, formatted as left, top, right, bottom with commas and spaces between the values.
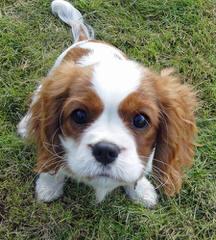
0, 0, 215, 239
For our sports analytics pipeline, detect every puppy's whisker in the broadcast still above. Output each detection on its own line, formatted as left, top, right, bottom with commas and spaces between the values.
152, 165, 176, 192
138, 153, 173, 190
152, 158, 180, 175
147, 171, 167, 190
152, 158, 183, 187
138, 154, 149, 160
50, 128, 65, 159
58, 108, 67, 138
42, 141, 64, 160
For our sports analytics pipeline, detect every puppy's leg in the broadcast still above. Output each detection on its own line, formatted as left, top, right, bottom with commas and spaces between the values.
36, 168, 65, 202
124, 177, 158, 208
17, 86, 41, 138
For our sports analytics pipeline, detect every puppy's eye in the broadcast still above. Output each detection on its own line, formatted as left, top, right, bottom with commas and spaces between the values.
71, 109, 88, 125
132, 113, 150, 130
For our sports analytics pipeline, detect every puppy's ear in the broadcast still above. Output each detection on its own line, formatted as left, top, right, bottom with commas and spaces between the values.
152, 69, 197, 195
27, 73, 70, 173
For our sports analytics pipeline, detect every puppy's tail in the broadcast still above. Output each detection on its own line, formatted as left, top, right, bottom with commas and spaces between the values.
51, 0, 94, 42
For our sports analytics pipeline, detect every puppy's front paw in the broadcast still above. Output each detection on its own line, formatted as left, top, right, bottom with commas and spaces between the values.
124, 177, 158, 208
35, 172, 65, 202
36, 183, 64, 202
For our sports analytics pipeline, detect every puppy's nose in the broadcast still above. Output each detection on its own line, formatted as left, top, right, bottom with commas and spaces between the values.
91, 141, 120, 165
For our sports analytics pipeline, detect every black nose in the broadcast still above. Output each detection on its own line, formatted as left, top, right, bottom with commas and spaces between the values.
91, 141, 120, 165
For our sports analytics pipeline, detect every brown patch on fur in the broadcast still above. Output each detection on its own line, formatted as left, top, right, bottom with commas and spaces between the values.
27, 61, 103, 173
119, 68, 197, 196
63, 47, 90, 63
62, 90, 103, 140
119, 79, 160, 165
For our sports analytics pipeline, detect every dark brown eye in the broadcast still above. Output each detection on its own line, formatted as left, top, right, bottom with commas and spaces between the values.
70, 109, 88, 125
132, 113, 150, 130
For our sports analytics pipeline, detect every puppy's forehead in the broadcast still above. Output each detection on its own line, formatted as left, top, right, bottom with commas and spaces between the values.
61, 41, 146, 106
76, 41, 143, 104
92, 60, 143, 106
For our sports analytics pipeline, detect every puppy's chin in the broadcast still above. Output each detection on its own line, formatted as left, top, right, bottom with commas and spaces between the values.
64, 164, 125, 202
86, 176, 123, 203
86, 171, 131, 187
87, 175, 122, 187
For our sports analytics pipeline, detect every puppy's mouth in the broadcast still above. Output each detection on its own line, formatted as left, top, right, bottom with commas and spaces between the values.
64, 165, 127, 183
87, 173, 126, 183
96, 173, 111, 178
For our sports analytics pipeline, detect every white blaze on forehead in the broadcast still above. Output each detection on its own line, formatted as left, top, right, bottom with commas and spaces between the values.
92, 59, 143, 107
77, 41, 144, 108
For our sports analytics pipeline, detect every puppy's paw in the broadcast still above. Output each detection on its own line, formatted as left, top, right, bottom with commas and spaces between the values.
35, 172, 65, 202
36, 183, 64, 202
124, 177, 158, 208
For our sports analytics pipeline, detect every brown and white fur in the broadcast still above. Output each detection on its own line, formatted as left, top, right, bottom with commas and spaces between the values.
18, 0, 197, 208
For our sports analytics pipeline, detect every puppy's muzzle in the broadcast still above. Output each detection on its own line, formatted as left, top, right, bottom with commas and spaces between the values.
91, 141, 121, 165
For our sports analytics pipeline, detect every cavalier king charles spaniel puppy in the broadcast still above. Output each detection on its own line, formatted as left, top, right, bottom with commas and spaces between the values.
18, 0, 197, 208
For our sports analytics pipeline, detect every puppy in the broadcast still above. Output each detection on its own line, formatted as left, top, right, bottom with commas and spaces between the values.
18, 0, 197, 208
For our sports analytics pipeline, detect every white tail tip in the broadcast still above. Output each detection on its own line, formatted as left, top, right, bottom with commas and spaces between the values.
51, 0, 94, 42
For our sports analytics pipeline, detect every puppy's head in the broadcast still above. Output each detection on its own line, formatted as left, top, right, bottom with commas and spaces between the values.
28, 59, 197, 195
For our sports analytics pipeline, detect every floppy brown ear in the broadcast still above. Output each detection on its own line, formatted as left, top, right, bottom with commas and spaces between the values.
152, 69, 197, 195
27, 73, 70, 173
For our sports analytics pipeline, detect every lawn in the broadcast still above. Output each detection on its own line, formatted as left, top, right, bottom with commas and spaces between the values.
0, 0, 215, 239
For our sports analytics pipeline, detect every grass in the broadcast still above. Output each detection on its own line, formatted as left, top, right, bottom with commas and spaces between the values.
0, 0, 215, 239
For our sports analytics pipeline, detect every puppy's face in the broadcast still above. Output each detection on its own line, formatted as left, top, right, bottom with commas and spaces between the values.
58, 60, 159, 187
27, 48, 196, 196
